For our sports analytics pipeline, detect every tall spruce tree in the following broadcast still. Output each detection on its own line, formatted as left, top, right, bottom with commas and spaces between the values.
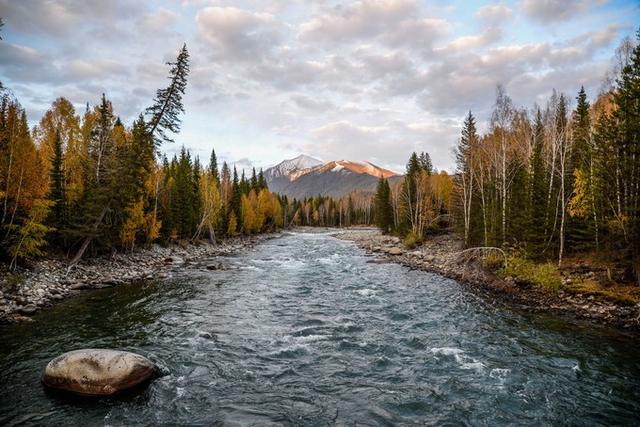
250, 167, 258, 191
399, 152, 421, 233
47, 129, 66, 237
529, 108, 548, 257
418, 152, 433, 175
455, 111, 478, 246
231, 166, 242, 230
258, 168, 267, 190
145, 44, 190, 148
209, 148, 219, 184
374, 176, 393, 233
566, 87, 595, 252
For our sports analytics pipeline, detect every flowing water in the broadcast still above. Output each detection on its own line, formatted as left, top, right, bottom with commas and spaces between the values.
0, 231, 639, 426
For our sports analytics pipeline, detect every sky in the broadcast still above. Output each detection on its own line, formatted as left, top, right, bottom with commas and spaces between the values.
0, 0, 638, 173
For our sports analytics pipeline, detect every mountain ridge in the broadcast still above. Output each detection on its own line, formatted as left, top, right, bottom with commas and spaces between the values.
264, 155, 401, 199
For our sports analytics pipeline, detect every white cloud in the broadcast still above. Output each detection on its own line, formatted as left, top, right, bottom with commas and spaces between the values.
196, 6, 280, 61
0, 0, 635, 172
139, 8, 178, 34
476, 3, 513, 25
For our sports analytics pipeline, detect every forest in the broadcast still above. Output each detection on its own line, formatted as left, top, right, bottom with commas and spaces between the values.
0, 43, 291, 269
2, 23, 640, 289
0, 40, 379, 269
374, 30, 640, 284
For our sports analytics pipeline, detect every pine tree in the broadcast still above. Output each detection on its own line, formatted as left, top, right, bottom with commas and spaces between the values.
127, 114, 154, 192
455, 111, 478, 246
231, 166, 242, 231
69, 44, 191, 264
258, 168, 267, 190
250, 167, 258, 191
241, 170, 251, 195
418, 152, 433, 175
374, 176, 393, 233
529, 108, 548, 257
219, 161, 231, 235
69, 94, 117, 262
191, 156, 203, 237
566, 87, 595, 252
145, 44, 190, 147
399, 152, 421, 233
209, 148, 219, 184
47, 129, 65, 232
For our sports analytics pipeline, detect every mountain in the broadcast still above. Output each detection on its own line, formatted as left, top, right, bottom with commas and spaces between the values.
265, 157, 401, 199
263, 154, 323, 182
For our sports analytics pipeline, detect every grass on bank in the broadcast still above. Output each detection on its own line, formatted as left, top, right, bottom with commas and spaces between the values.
399, 231, 640, 306
403, 231, 422, 249
496, 255, 562, 292
488, 253, 640, 305
564, 279, 640, 306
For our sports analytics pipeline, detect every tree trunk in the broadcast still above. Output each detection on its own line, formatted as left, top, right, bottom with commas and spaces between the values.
68, 205, 109, 268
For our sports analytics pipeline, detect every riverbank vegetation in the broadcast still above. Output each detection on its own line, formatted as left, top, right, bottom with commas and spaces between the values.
374, 31, 640, 296
453, 31, 640, 286
373, 152, 454, 246
0, 43, 287, 269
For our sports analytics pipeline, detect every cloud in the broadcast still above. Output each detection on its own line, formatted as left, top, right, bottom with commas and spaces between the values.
299, 0, 416, 42
0, 0, 144, 36
298, 0, 448, 50
301, 118, 458, 171
0, 0, 635, 173
139, 7, 178, 35
0, 42, 46, 67
445, 26, 503, 51
196, 6, 280, 61
291, 95, 335, 111
68, 59, 129, 80
476, 3, 513, 26
520, 0, 606, 24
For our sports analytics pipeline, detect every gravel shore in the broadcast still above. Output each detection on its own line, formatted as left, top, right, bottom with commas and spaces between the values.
335, 228, 640, 332
0, 233, 278, 324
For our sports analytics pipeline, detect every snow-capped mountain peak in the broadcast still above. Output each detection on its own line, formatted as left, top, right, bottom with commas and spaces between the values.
263, 154, 323, 181
264, 155, 400, 199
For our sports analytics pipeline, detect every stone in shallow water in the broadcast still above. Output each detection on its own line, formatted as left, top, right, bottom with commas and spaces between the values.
42, 349, 158, 396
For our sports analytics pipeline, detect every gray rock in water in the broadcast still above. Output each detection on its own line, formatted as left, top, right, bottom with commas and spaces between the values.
42, 349, 158, 396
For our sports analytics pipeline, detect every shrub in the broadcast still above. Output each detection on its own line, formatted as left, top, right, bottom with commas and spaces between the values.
403, 231, 422, 249
484, 252, 506, 270
499, 256, 562, 292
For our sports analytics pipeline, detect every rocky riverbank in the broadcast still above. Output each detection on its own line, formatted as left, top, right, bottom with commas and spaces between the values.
335, 228, 640, 332
0, 234, 278, 324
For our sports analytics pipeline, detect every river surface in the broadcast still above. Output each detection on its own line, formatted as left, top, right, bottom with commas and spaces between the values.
0, 231, 639, 426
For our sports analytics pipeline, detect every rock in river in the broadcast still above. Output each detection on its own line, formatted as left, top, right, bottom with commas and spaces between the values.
42, 349, 158, 396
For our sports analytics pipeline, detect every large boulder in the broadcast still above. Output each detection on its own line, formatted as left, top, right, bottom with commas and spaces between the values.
42, 349, 158, 396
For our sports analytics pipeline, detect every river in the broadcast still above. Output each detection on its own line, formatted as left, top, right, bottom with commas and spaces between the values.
0, 230, 639, 425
